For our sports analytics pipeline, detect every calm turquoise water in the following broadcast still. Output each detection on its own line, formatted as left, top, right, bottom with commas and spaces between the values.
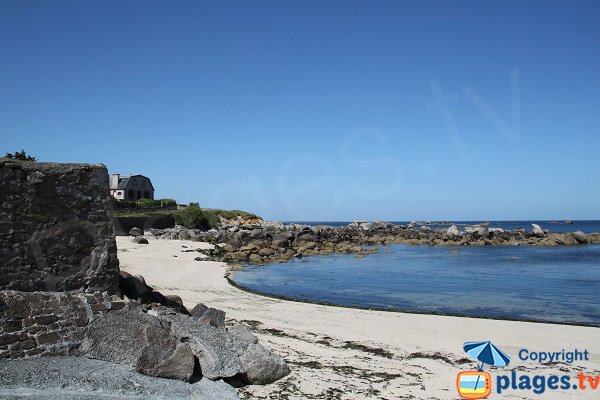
231, 244, 600, 326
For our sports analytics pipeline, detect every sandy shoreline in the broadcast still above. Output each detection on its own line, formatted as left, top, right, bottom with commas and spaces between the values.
117, 236, 600, 399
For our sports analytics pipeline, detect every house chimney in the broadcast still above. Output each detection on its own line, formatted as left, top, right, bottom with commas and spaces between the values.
110, 174, 120, 189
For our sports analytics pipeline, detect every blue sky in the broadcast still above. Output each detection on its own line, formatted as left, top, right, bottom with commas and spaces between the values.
1, 0, 599, 221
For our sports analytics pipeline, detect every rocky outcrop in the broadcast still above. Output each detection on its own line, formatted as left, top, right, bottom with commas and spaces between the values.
146, 220, 600, 266
78, 305, 163, 367
135, 324, 196, 382
572, 230, 588, 244
531, 224, 545, 237
447, 225, 460, 239
132, 236, 149, 244
0, 158, 119, 293
227, 324, 258, 345
239, 343, 292, 385
119, 271, 189, 315
191, 304, 226, 328
79, 305, 290, 385
156, 306, 289, 384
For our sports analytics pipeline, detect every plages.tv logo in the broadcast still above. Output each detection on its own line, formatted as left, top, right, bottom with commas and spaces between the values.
456, 341, 511, 399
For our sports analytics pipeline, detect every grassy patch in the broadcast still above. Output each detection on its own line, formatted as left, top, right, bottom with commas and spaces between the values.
114, 206, 260, 229
203, 208, 261, 221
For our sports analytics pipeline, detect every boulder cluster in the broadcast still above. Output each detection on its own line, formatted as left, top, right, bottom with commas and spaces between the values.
143, 220, 600, 265
93, 272, 291, 386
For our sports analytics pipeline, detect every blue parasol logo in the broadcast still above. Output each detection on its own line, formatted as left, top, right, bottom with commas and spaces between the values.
463, 341, 511, 370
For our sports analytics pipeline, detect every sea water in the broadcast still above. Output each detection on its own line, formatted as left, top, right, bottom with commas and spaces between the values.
231, 243, 600, 325
285, 220, 600, 233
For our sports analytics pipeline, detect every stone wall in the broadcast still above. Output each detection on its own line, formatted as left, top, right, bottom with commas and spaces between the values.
0, 158, 122, 359
0, 159, 119, 292
0, 290, 125, 359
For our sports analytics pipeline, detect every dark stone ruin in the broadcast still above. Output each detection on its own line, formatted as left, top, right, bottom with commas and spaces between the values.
0, 159, 123, 358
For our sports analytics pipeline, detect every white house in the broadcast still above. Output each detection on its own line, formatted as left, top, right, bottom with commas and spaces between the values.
109, 174, 154, 201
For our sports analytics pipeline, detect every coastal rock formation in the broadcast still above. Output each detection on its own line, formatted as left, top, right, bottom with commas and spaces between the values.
78, 305, 164, 366
191, 304, 226, 328
157, 306, 290, 384
118, 271, 189, 315
531, 223, 545, 237
145, 219, 600, 267
447, 225, 460, 239
239, 343, 292, 385
572, 230, 588, 244
80, 306, 197, 381
227, 324, 258, 345
79, 304, 290, 385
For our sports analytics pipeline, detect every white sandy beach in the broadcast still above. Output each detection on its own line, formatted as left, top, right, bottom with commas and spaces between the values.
117, 236, 600, 399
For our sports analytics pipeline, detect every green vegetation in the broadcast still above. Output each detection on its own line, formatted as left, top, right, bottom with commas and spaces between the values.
4, 150, 37, 161
137, 198, 161, 208
113, 202, 260, 230
204, 208, 259, 221
113, 208, 175, 217
112, 199, 137, 209
159, 198, 176, 206
173, 203, 210, 230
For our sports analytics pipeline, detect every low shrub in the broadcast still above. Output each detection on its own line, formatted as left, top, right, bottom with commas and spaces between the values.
174, 203, 210, 230
204, 209, 260, 221
137, 198, 161, 208
159, 198, 177, 206
114, 200, 137, 209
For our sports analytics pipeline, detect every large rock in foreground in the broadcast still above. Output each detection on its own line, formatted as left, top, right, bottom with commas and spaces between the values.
239, 343, 292, 385
79, 305, 197, 382
136, 324, 196, 382
0, 356, 239, 400
79, 305, 290, 385
157, 307, 289, 383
